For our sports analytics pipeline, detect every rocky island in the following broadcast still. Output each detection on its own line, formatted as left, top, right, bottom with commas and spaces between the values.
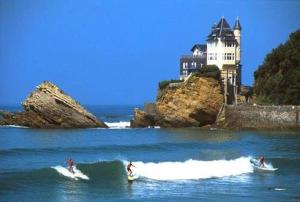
132, 29, 300, 130
131, 72, 223, 128
0, 81, 108, 129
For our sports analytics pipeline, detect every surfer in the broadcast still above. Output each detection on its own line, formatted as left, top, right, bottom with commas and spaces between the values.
127, 161, 135, 176
67, 158, 75, 173
258, 156, 265, 167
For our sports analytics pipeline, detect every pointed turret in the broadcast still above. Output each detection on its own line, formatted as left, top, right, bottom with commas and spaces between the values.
207, 17, 234, 41
216, 16, 231, 30
233, 17, 241, 62
234, 17, 242, 30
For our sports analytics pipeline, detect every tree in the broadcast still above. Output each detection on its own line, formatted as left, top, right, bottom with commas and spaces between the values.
254, 29, 300, 105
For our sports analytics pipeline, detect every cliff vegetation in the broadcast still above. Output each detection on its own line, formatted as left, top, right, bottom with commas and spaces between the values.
254, 29, 300, 105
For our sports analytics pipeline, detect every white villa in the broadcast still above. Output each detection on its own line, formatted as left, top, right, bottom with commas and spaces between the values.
180, 17, 242, 104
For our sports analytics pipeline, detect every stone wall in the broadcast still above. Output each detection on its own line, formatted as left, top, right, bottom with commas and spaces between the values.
222, 105, 300, 129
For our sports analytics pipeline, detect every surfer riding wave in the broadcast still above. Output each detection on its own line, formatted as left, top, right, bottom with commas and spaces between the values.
127, 161, 136, 176
67, 158, 75, 173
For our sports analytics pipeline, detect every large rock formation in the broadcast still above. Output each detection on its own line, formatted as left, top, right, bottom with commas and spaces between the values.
156, 75, 223, 127
0, 81, 108, 128
130, 108, 156, 128
131, 74, 224, 128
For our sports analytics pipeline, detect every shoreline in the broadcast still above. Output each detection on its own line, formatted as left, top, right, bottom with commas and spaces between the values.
1, 103, 300, 131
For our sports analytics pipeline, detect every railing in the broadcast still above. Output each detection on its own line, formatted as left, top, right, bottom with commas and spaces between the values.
180, 55, 204, 59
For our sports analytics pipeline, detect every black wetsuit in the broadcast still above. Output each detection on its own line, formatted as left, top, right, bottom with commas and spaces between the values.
127, 163, 132, 172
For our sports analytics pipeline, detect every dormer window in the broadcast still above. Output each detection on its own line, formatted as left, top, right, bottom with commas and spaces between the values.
191, 44, 207, 56
193, 49, 203, 56
225, 42, 234, 47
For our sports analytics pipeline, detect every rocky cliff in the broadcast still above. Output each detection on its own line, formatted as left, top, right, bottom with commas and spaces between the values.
0, 81, 108, 128
130, 108, 156, 128
131, 74, 224, 127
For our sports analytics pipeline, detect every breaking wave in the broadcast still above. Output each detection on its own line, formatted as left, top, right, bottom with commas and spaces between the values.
104, 121, 130, 129
0, 125, 29, 128
127, 157, 254, 180
1, 157, 255, 184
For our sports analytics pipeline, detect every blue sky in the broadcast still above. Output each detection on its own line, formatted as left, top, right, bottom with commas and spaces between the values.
0, 0, 299, 105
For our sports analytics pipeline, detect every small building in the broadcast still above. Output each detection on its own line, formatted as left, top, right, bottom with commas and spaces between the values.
179, 17, 242, 104
179, 44, 207, 80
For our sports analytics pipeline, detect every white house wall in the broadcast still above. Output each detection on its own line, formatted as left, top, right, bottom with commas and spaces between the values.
207, 39, 237, 69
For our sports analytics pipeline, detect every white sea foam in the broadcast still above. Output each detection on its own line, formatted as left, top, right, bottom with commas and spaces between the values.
105, 121, 130, 129
274, 188, 286, 191
147, 126, 160, 129
52, 166, 89, 180
124, 157, 253, 181
0, 125, 29, 128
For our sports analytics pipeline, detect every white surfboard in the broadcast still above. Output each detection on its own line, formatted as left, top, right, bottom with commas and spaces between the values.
250, 159, 278, 171
52, 166, 89, 180
127, 174, 138, 181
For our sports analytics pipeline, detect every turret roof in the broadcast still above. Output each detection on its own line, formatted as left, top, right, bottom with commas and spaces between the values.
234, 18, 242, 30
216, 17, 231, 30
191, 44, 207, 52
207, 17, 235, 41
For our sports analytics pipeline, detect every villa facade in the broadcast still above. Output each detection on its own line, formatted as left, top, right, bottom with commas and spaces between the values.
179, 17, 242, 104
180, 44, 207, 79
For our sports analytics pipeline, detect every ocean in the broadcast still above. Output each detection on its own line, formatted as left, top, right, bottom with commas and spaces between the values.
0, 105, 300, 201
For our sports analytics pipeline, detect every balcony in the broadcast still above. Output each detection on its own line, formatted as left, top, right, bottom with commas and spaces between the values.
180, 55, 203, 59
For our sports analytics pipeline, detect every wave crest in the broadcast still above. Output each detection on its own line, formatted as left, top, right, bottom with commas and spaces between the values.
125, 157, 253, 180
105, 121, 130, 129
2, 158, 255, 183
0, 125, 29, 128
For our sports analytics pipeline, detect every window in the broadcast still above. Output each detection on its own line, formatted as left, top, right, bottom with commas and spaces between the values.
192, 62, 196, 68
193, 50, 200, 56
208, 53, 217, 60
225, 42, 235, 47
214, 53, 217, 60
222, 53, 235, 60
182, 62, 189, 69
227, 53, 231, 60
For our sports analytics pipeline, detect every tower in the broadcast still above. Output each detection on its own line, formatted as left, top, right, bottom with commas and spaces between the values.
206, 17, 242, 104
233, 17, 242, 62
233, 17, 242, 92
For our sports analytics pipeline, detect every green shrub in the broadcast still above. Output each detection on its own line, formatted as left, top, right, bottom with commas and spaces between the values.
255, 95, 272, 105
195, 65, 220, 80
158, 79, 182, 90
254, 29, 300, 105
